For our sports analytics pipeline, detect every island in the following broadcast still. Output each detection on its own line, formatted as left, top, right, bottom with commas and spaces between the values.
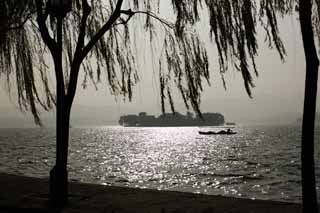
119, 112, 225, 127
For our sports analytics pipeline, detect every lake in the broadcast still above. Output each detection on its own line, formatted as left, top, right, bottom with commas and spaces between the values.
0, 125, 319, 203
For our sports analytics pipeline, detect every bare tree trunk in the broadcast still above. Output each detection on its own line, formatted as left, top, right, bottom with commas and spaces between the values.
49, 104, 70, 208
299, 0, 319, 212
49, 16, 70, 208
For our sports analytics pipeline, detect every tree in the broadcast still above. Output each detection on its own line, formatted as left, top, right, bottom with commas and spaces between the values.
0, 0, 318, 211
299, 0, 319, 212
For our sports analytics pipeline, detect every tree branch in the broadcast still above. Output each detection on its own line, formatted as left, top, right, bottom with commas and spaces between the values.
66, 0, 124, 107
116, 10, 174, 29
5, 15, 31, 31
36, 0, 65, 103
79, 0, 124, 61
73, 0, 91, 59
35, 0, 57, 53
67, 0, 92, 107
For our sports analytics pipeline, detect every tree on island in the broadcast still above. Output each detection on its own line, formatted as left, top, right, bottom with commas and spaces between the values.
0, 0, 319, 211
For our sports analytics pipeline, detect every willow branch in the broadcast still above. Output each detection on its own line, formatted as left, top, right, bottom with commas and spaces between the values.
116, 10, 174, 29
80, 0, 124, 61
35, 0, 57, 53
67, 0, 92, 107
5, 15, 31, 31
67, 0, 124, 107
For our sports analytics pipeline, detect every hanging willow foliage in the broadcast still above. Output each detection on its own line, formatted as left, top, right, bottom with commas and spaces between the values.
0, 0, 305, 124
0, 0, 53, 125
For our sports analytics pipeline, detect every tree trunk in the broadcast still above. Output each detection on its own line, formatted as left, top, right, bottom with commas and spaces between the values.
49, 15, 71, 208
49, 105, 70, 208
299, 0, 319, 212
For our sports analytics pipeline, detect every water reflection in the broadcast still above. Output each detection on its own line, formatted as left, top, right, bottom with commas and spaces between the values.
0, 126, 319, 202
67, 126, 306, 202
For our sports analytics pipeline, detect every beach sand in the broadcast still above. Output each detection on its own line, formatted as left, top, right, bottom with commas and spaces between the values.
0, 173, 302, 213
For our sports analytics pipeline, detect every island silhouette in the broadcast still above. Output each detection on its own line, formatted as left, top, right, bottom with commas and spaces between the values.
119, 112, 225, 127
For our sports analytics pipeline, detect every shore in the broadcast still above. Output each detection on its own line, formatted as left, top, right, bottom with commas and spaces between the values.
0, 173, 302, 213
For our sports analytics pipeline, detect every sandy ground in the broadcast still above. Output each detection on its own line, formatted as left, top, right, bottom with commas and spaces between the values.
0, 173, 302, 213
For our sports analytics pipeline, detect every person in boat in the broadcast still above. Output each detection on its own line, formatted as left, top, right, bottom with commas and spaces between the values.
217, 128, 232, 134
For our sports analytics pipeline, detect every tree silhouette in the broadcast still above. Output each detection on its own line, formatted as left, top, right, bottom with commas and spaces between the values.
299, 1, 319, 212
0, 0, 318, 211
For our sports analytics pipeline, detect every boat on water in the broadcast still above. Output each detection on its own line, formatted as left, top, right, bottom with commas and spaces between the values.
198, 130, 237, 135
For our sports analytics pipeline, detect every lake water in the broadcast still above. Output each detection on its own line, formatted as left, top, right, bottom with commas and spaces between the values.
0, 125, 319, 203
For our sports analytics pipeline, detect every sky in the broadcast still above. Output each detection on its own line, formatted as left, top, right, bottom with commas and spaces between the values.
0, 2, 319, 127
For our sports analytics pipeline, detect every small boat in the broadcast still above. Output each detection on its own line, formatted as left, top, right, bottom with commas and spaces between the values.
198, 130, 237, 135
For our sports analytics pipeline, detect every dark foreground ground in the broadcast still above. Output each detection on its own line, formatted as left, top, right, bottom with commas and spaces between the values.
0, 173, 302, 213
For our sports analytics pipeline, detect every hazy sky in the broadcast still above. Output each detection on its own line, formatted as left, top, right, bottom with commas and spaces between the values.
0, 3, 319, 126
